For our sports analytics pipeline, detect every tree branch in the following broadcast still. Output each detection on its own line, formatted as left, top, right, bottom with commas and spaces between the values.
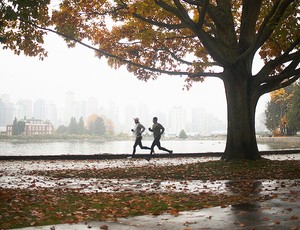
236, 0, 294, 63
255, 43, 300, 84
196, 0, 209, 28
258, 59, 300, 96
253, 0, 294, 52
259, 74, 300, 96
131, 12, 185, 30
239, 0, 262, 52
25, 19, 221, 78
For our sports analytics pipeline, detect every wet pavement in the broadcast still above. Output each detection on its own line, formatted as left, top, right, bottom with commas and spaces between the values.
11, 196, 300, 229
1, 155, 300, 229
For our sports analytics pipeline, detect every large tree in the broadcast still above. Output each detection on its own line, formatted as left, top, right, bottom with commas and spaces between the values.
2, 0, 300, 160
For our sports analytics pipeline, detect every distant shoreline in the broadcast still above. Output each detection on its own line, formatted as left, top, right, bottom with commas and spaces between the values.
0, 135, 299, 143
257, 136, 300, 144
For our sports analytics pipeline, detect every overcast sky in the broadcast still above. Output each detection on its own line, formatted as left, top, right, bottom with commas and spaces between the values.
0, 32, 269, 122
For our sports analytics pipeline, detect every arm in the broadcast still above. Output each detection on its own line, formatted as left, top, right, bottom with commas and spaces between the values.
159, 124, 165, 135
140, 124, 146, 133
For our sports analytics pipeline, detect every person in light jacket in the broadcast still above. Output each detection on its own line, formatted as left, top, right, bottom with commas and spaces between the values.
131, 118, 151, 157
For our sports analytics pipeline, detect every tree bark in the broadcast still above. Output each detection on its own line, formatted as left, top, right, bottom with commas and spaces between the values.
222, 68, 261, 160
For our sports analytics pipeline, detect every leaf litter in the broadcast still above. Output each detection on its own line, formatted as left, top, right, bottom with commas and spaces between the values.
0, 155, 300, 229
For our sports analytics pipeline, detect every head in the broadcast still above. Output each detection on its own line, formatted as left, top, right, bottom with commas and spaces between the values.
152, 117, 158, 123
134, 118, 139, 123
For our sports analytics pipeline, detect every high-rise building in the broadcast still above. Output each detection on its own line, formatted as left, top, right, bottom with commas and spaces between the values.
46, 102, 58, 125
123, 104, 136, 134
0, 95, 14, 126
191, 107, 226, 135
73, 100, 86, 121
33, 99, 46, 120
168, 106, 186, 136
0, 99, 6, 126
16, 99, 32, 119
64, 91, 74, 125
87, 97, 99, 117
191, 107, 206, 134
137, 102, 150, 127
107, 101, 120, 133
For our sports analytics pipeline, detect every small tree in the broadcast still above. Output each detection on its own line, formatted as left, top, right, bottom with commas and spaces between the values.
265, 100, 281, 135
179, 129, 188, 139
68, 117, 78, 134
56, 125, 68, 134
265, 85, 294, 135
11, 117, 19, 135
17, 120, 26, 135
77, 116, 85, 135
287, 82, 300, 132
92, 117, 106, 136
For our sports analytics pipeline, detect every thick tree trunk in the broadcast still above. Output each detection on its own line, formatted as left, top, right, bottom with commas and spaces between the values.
222, 69, 261, 160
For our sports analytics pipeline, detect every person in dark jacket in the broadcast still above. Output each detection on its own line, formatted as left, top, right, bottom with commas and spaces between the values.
147, 117, 172, 161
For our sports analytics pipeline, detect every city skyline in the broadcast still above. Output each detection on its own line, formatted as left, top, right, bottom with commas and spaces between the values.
0, 91, 229, 135
1, 32, 269, 132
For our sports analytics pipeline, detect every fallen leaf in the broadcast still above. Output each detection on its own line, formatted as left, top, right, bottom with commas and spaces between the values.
100, 224, 108, 230
290, 215, 298, 220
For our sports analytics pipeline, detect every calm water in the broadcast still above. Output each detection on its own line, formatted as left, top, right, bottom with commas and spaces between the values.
1, 140, 300, 156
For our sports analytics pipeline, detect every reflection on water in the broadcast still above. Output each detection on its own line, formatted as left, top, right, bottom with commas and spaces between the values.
0, 140, 299, 156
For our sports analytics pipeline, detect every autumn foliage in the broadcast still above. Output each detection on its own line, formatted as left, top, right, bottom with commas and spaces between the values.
1, 1, 299, 159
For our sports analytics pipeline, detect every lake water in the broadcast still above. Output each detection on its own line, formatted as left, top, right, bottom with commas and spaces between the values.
1, 139, 300, 156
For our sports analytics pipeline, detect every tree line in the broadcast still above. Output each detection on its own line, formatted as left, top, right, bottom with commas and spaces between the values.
265, 82, 300, 136
11, 118, 25, 135
56, 114, 114, 136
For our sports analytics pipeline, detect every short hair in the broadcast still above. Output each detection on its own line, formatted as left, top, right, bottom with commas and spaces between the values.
153, 117, 158, 121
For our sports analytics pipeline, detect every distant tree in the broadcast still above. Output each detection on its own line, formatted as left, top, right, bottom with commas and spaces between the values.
92, 117, 106, 136
17, 120, 25, 135
265, 85, 294, 135
287, 82, 300, 132
179, 129, 188, 139
265, 100, 281, 134
77, 116, 85, 135
56, 125, 68, 134
11, 118, 26, 135
68, 117, 78, 134
87, 114, 112, 136
87, 114, 98, 130
11, 117, 19, 135
104, 118, 114, 135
